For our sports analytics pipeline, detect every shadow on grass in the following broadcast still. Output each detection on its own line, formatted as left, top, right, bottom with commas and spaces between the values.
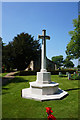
2, 92, 10, 95
2, 88, 10, 95
59, 75, 67, 77
64, 88, 80, 91
2, 88, 9, 90
2, 77, 29, 86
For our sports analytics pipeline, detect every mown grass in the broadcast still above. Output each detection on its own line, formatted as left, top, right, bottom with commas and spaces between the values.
2, 75, 80, 119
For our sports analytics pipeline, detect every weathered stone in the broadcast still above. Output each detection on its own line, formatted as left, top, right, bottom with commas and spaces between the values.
74, 72, 76, 75
66, 72, 69, 76
59, 72, 62, 75
68, 73, 71, 80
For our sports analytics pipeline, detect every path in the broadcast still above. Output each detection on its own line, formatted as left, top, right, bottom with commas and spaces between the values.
3, 72, 17, 79
2, 72, 18, 85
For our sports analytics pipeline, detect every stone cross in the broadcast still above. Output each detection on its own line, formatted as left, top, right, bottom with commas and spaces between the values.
38, 30, 50, 72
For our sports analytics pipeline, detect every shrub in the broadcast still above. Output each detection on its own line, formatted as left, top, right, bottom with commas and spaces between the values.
77, 65, 80, 68
50, 69, 76, 75
71, 73, 80, 80
14, 70, 37, 76
14, 69, 76, 76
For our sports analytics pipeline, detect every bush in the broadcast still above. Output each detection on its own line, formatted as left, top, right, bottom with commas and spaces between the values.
50, 69, 76, 75
71, 73, 80, 80
77, 65, 80, 68
14, 70, 37, 76
14, 69, 76, 76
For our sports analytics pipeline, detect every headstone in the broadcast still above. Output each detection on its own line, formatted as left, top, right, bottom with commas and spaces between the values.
22, 30, 68, 101
78, 73, 80, 76
68, 73, 71, 80
59, 72, 62, 76
74, 72, 76, 75
66, 72, 69, 76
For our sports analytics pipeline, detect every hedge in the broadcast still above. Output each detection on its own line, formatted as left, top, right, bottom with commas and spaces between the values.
14, 70, 37, 76
14, 69, 76, 76
50, 69, 76, 75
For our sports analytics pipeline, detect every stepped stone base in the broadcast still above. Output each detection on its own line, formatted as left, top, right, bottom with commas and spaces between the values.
22, 81, 68, 101
22, 87, 68, 101
22, 72, 68, 101
30, 81, 59, 95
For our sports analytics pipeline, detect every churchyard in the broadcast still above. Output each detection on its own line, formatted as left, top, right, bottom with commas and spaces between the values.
2, 29, 80, 119
2, 74, 79, 119
1, 2, 80, 119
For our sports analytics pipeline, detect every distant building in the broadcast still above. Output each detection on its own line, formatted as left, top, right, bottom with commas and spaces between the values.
25, 57, 55, 71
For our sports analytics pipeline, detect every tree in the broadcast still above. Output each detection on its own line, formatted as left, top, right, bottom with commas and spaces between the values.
0, 37, 2, 72
2, 42, 15, 71
77, 65, 80, 68
2, 32, 41, 71
51, 55, 63, 68
63, 59, 74, 68
65, 15, 80, 59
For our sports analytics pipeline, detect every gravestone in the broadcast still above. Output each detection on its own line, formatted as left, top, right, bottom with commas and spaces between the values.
66, 72, 69, 76
68, 73, 71, 80
59, 72, 62, 76
78, 73, 80, 76
22, 30, 68, 101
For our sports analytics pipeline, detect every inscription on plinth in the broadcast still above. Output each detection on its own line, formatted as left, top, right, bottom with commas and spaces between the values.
36, 72, 51, 84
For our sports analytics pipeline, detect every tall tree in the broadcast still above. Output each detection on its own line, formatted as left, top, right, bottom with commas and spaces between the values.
0, 37, 2, 72
3, 32, 41, 71
51, 55, 63, 68
2, 42, 15, 71
65, 15, 80, 59
63, 59, 74, 68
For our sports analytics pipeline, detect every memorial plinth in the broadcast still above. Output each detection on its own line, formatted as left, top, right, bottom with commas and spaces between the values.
30, 81, 59, 95
22, 30, 68, 101
36, 72, 51, 84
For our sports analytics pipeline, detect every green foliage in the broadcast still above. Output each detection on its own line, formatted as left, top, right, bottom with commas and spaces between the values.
77, 65, 80, 68
51, 55, 63, 68
65, 15, 80, 59
14, 69, 76, 76
2, 32, 41, 71
71, 73, 80, 80
51, 55, 74, 69
63, 60, 74, 68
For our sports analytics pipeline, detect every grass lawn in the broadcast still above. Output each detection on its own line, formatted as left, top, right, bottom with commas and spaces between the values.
2, 75, 80, 119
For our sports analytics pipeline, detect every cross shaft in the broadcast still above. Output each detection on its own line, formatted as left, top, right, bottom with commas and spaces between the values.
38, 30, 50, 72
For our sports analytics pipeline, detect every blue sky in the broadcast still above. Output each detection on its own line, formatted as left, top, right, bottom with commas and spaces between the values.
2, 2, 78, 66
